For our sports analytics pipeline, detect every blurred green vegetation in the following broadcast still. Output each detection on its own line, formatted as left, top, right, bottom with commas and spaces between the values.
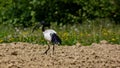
0, 0, 120, 45
0, 19, 120, 45
0, 0, 120, 27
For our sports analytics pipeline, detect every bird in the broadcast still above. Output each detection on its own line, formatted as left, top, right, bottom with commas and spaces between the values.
32, 21, 62, 55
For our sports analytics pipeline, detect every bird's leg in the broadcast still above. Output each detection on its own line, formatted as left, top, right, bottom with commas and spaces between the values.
44, 44, 50, 55
53, 44, 55, 55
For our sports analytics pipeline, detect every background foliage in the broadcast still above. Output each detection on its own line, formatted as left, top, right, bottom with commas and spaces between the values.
0, 0, 120, 27
0, 0, 120, 45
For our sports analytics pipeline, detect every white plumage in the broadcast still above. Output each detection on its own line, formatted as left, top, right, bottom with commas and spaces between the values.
43, 29, 56, 41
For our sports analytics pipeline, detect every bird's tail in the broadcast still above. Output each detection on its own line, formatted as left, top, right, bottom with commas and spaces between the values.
51, 33, 62, 45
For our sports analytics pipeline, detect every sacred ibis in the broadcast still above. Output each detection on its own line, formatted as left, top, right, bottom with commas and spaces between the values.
32, 21, 61, 54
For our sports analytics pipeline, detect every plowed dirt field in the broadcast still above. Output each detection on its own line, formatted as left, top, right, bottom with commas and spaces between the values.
0, 41, 120, 68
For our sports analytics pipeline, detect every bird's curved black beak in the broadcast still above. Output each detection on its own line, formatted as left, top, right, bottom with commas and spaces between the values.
32, 22, 41, 32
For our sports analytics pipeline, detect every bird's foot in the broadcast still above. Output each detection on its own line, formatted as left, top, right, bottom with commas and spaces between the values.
43, 51, 47, 55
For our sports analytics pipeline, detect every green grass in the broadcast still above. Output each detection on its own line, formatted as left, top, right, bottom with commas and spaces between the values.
0, 20, 120, 45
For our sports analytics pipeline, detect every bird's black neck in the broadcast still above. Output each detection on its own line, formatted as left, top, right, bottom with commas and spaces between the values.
42, 26, 45, 32
42, 25, 50, 32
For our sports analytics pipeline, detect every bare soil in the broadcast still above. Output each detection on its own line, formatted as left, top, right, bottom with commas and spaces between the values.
0, 41, 120, 68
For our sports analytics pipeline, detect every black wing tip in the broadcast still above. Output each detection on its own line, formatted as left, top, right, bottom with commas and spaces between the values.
51, 33, 62, 45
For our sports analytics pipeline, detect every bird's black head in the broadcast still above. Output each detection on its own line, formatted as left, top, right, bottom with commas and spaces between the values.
32, 21, 51, 32
40, 21, 51, 28
40, 21, 51, 31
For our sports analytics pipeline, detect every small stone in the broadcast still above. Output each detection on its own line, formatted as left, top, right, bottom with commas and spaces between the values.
76, 42, 81, 47
91, 43, 98, 46
100, 40, 108, 44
